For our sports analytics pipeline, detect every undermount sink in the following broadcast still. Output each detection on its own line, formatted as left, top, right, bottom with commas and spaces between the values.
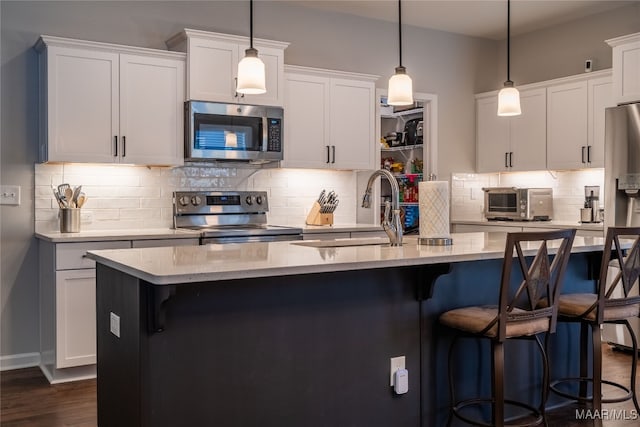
292, 237, 391, 248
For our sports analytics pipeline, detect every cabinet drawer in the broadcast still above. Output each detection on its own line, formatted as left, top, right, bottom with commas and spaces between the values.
56, 241, 130, 270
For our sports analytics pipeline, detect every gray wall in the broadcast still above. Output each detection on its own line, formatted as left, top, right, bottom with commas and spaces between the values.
492, 2, 640, 89
0, 0, 635, 359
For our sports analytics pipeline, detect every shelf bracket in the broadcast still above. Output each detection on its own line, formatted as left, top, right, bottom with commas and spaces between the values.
147, 285, 176, 333
415, 263, 452, 301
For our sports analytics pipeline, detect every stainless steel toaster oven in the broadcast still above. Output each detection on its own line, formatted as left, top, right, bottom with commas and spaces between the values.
483, 187, 553, 221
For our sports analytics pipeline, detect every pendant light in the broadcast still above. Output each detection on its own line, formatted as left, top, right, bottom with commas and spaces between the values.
387, 0, 413, 106
497, 0, 521, 116
237, 0, 266, 95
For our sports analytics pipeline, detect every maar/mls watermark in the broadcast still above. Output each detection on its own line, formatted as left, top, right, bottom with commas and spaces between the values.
575, 409, 639, 420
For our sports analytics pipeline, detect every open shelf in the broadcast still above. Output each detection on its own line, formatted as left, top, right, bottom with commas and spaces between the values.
381, 145, 424, 152
380, 107, 424, 119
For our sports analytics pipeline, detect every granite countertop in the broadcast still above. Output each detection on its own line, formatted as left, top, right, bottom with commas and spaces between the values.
451, 219, 605, 231
35, 228, 201, 243
86, 232, 606, 286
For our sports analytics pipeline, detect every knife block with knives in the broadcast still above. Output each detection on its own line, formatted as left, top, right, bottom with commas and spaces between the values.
306, 190, 339, 226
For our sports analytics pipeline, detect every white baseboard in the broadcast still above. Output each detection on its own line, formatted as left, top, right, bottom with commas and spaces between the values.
0, 352, 41, 371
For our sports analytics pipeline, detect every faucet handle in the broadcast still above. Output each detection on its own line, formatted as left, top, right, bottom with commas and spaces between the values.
383, 200, 392, 224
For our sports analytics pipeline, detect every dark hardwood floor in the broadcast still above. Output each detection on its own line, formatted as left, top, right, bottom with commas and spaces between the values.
1, 345, 638, 426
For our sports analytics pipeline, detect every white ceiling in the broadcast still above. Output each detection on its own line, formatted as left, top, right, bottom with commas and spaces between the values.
290, 0, 634, 40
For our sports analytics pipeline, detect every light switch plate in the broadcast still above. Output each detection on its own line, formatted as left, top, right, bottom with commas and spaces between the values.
110, 312, 121, 338
0, 185, 21, 205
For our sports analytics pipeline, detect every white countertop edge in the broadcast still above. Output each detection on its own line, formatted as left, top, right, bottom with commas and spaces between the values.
87, 233, 607, 286
451, 219, 604, 231
35, 228, 201, 242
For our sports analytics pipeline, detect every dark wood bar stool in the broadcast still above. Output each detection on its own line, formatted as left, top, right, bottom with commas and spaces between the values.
550, 226, 640, 412
439, 229, 576, 427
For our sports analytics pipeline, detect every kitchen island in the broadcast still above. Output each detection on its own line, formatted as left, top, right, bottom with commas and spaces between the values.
88, 232, 605, 427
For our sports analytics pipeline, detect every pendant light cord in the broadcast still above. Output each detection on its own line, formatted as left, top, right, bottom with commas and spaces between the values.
398, 0, 403, 67
506, 0, 511, 83
249, 0, 254, 49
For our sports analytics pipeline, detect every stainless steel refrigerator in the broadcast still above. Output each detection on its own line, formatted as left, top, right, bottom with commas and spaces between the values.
602, 101, 640, 350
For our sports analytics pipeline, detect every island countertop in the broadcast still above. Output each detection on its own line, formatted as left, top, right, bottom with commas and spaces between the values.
86, 232, 605, 285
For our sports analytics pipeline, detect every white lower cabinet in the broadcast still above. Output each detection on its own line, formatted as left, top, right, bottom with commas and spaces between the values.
55, 269, 98, 368
39, 237, 198, 383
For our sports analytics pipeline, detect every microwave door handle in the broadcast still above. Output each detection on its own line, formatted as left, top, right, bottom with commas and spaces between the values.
261, 117, 268, 152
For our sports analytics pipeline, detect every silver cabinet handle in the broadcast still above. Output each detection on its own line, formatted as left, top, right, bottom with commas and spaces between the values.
581, 146, 586, 163
331, 145, 336, 164
505, 152, 509, 168
114, 136, 118, 157
122, 136, 126, 157
326, 146, 330, 163
587, 145, 591, 163
509, 152, 513, 168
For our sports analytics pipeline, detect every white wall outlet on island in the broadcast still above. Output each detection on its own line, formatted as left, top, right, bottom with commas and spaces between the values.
110, 312, 120, 338
390, 355, 406, 386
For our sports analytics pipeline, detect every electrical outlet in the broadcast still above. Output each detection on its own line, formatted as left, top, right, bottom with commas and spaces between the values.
0, 185, 21, 205
110, 312, 120, 338
81, 210, 93, 224
390, 356, 406, 386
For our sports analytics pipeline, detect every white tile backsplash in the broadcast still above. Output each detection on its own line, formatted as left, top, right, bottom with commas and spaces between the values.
451, 169, 605, 223
35, 163, 358, 232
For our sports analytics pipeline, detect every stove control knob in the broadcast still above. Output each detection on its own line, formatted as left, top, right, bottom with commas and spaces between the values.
191, 196, 202, 206
245, 196, 253, 205
256, 195, 263, 205
178, 196, 190, 207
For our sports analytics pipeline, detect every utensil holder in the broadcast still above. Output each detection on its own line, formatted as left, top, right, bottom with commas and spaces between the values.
305, 201, 333, 226
59, 208, 81, 233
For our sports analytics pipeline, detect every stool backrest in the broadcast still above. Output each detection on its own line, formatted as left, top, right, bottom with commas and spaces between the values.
493, 229, 576, 341
596, 226, 640, 322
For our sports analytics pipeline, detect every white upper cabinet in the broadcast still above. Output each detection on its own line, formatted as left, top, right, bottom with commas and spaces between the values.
166, 29, 288, 107
476, 88, 546, 173
36, 36, 185, 166
283, 66, 377, 170
546, 80, 588, 170
606, 32, 640, 105
547, 72, 613, 170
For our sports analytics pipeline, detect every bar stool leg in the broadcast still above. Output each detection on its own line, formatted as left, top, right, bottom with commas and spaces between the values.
579, 322, 590, 400
592, 323, 603, 411
537, 334, 550, 427
492, 340, 505, 427
446, 335, 459, 427
624, 320, 640, 412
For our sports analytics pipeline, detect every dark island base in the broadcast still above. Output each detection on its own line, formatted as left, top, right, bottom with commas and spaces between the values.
96, 252, 599, 427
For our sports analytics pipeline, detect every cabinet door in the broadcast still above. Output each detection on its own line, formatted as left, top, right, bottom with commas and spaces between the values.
46, 46, 119, 163
588, 76, 614, 168
547, 80, 588, 170
329, 78, 376, 170
238, 44, 284, 107
56, 269, 97, 368
476, 96, 509, 172
187, 37, 237, 102
283, 73, 330, 168
509, 88, 546, 171
611, 38, 640, 104
119, 54, 185, 165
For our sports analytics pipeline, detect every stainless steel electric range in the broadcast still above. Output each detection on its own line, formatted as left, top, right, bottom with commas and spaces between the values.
173, 191, 302, 244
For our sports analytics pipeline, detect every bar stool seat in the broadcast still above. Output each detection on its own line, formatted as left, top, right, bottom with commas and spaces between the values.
549, 226, 640, 413
439, 229, 576, 427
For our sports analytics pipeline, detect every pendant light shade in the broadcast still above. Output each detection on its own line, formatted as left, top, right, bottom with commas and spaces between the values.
237, 0, 266, 95
497, 0, 521, 116
388, 0, 413, 106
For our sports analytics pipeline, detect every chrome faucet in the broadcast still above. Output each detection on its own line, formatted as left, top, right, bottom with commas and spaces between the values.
362, 169, 403, 246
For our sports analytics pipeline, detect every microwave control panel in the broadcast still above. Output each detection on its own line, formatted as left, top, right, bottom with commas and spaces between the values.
267, 118, 282, 152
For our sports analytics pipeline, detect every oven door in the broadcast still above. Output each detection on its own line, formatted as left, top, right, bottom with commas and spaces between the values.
484, 189, 519, 220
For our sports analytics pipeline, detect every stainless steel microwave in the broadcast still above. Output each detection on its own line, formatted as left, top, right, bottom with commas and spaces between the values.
483, 187, 553, 221
185, 101, 283, 163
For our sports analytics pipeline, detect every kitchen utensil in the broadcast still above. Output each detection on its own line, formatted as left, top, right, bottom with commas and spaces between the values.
64, 187, 74, 205
52, 186, 66, 208
76, 194, 87, 208
71, 185, 82, 207
57, 183, 71, 196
